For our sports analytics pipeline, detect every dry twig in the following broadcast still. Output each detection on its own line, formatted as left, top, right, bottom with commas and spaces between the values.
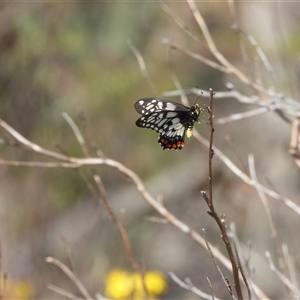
47, 284, 84, 300
169, 272, 220, 300
265, 252, 300, 298
46, 257, 93, 299
202, 89, 243, 300
0, 115, 269, 299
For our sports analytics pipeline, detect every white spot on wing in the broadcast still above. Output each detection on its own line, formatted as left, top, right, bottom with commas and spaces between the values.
139, 100, 144, 105
174, 123, 183, 130
166, 103, 177, 110
166, 112, 177, 118
171, 117, 180, 124
157, 119, 167, 127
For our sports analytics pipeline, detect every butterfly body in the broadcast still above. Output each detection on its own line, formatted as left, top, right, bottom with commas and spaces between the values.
134, 98, 201, 150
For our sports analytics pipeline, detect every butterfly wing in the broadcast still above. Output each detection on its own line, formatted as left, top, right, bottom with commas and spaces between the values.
134, 98, 196, 150
134, 98, 190, 115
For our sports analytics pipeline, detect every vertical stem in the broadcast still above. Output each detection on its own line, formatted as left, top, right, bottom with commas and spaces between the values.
206, 89, 244, 300
208, 88, 215, 206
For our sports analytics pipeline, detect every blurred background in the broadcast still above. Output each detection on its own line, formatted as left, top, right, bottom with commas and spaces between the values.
0, 1, 300, 298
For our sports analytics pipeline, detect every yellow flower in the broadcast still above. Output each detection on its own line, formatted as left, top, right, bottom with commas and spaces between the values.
1, 276, 34, 299
105, 269, 133, 299
104, 269, 168, 300
144, 271, 168, 295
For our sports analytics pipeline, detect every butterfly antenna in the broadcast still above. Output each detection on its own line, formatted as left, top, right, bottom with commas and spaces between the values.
193, 86, 203, 105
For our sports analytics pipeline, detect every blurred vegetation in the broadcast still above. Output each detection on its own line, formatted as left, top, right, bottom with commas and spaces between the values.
0, 1, 300, 298
0, 2, 225, 210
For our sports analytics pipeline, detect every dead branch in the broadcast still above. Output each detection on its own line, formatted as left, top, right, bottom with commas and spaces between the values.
0, 116, 269, 300
169, 272, 221, 300
202, 89, 243, 300
45, 257, 93, 300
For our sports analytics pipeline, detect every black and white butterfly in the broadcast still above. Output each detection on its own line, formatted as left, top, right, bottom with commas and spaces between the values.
134, 98, 201, 150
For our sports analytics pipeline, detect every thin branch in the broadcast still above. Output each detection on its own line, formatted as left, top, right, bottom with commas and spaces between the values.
93, 174, 148, 298
248, 154, 286, 274
207, 277, 215, 300
95, 294, 111, 300
192, 130, 300, 216
165, 41, 190, 108
201, 90, 243, 300
232, 238, 251, 300
265, 252, 300, 297
162, 38, 228, 73
0, 118, 73, 161
128, 40, 158, 96
282, 244, 300, 297
202, 229, 236, 299
45, 257, 93, 300
2, 146, 298, 219
208, 89, 214, 207
186, 0, 249, 82
215, 108, 270, 125
157, 0, 202, 44
59, 233, 78, 276
289, 117, 300, 168
229, 223, 255, 299
225, 136, 248, 176
169, 272, 220, 300
232, 25, 277, 91
63, 113, 148, 297
63, 112, 86, 152
47, 284, 84, 300
1, 114, 299, 218
0, 118, 272, 299
163, 88, 300, 119
76, 105, 105, 158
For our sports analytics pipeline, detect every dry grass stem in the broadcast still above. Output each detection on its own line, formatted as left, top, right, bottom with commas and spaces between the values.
202, 90, 243, 300
1, 114, 299, 218
229, 223, 255, 299
289, 117, 300, 168
169, 272, 220, 300
47, 284, 84, 300
202, 229, 236, 300
265, 252, 300, 298
45, 257, 93, 299
59, 233, 77, 276
193, 131, 300, 216
282, 244, 300, 293
128, 40, 158, 96
0, 116, 269, 299
232, 25, 277, 89
248, 154, 286, 274
157, 0, 202, 44
186, 0, 248, 82
166, 43, 189, 107
163, 39, 228, 72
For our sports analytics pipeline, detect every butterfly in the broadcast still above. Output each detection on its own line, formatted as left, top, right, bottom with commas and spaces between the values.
134, 98, 201, 150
